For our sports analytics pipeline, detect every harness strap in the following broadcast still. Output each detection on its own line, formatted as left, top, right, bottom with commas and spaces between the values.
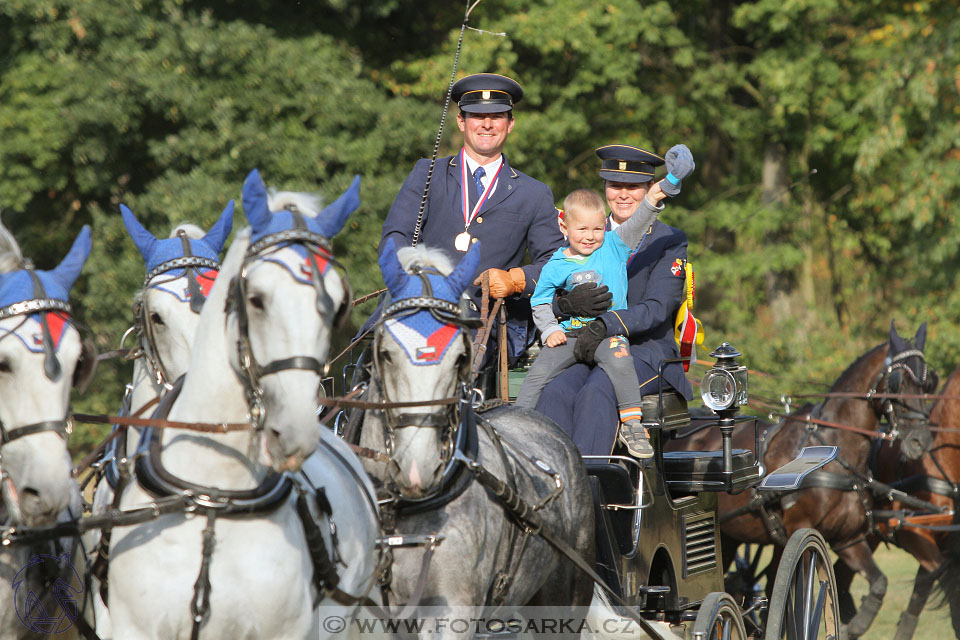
190, 508, 217, 640
1, 420, 68, 444
257, 355, 324, 377
889, 474, 959, 499
177, 230, 206, 314
3, 493, 191, 546
381, 533, 441, 621
27, 268, 62, 381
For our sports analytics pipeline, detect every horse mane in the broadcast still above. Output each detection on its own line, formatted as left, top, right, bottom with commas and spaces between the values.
169, 223, 206, 239
830, 342, 886, 391
397, 245, 455, 276
0, 215, 24, 274
267, 190, 324, 218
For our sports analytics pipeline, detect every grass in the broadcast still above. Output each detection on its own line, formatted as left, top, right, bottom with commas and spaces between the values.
847, 544, 953, 638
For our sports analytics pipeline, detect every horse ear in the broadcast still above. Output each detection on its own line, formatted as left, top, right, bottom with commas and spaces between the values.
311, 175, 361, 238
378, 238, 407, 295
914, 322, 928, 351
51, 225, 92, 292
889, 319, 899, 341
120, 204, 158, 262
241, 169, 272, 232
204, 200, 235, 254
445, 240, 482, 296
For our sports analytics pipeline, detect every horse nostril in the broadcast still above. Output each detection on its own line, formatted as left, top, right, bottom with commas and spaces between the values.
18, 487, 43, 515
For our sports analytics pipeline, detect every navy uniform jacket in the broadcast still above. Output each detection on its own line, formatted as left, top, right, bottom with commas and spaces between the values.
380, 153, 563, 358
598, 219, 693, 400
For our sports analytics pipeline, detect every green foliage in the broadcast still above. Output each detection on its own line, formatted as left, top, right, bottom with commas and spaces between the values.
1, 0, 958, 464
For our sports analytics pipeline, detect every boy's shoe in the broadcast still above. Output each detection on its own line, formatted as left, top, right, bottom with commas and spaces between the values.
619, 420, 653, 459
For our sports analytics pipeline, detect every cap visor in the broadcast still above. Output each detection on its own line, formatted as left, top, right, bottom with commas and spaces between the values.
460, 104, 513, 114
599, 170, 654, 184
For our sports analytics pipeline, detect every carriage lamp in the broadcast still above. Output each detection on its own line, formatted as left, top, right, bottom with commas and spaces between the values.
702, 343, 749, 476
700, 342, 748, 415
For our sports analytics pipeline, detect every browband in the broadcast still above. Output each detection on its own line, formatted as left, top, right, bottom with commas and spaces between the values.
144, 256, 221, 285
0, 298, 71, 321
247, 229, 332, 258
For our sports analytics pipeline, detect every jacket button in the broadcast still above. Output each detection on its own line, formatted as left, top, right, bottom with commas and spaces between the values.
471, 238, 478, 244
477, 216, 483, 224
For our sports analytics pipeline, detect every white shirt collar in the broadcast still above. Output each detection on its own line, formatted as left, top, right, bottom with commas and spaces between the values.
463, 153, 503, 194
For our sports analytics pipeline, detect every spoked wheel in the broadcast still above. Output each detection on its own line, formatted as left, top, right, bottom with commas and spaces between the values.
763, 529, 840, 640
692, 592, 748, 640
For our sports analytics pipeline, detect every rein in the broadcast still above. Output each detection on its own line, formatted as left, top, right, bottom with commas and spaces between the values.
769, 412, 897, 442
72, 412, 251, 433
316, 395, 460, 410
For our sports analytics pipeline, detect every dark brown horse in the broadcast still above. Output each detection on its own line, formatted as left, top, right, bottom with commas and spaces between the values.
668, 322, 934, 638
835, 362, 960, 640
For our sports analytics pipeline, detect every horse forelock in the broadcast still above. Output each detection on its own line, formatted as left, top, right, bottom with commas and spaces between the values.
397, 245, 455, 276
168, 222, 206, 239
267, 190, 325, 218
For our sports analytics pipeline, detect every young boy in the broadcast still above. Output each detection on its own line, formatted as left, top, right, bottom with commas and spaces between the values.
515, 188, 663, 457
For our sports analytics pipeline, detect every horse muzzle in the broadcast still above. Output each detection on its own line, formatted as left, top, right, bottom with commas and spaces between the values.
901, 427, 933, 461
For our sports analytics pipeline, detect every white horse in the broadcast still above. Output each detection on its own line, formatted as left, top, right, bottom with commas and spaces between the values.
85, 203, 234, 636
105, 170, 380, 640
0, 222, 93, 640
354, 239, 595, 639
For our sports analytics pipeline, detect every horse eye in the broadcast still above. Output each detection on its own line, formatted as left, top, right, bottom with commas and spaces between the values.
0, 360, 10, 373
248, 295, 265, 311
150, 312, 165, 326
379, 350, 392, 364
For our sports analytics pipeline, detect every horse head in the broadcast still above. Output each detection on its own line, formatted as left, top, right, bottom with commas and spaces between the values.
373, 238, 481, 498
0, 222, 91, 526
881, 321, 937, 460
228, 169, 357, 471
122, 201, 234, 386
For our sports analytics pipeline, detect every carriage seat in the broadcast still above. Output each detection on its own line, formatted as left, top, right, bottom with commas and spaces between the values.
641, 390, 691, 432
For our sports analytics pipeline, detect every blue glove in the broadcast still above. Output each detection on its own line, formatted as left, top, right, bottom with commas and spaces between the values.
661, 144, 695, 197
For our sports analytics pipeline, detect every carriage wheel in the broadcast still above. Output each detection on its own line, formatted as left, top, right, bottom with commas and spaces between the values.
691, 592, 748, 640
763, 529, 840, 640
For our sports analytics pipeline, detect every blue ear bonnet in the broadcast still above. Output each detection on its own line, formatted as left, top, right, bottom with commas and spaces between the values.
0, 271, 71, 307
0, 226, 91, 308
377, 239, 482, 366
241, 169, 361, 245
121, 202, 234, 277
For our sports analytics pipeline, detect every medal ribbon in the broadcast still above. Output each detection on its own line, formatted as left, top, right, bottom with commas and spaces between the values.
460, 148, 503, 231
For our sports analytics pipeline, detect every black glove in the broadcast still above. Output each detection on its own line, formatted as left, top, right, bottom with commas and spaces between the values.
661, 144, 695, 197
574, 319, 607, 364
557, 283, 612, 317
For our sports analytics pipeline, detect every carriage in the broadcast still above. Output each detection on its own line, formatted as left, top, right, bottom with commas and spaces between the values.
447, 339, 843, 640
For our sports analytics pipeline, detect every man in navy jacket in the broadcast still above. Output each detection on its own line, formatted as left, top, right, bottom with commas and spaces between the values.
380, 73, 563, 361
536, 144, 695, 456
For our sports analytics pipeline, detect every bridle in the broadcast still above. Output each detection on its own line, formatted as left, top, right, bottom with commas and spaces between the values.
871, 347, 937, 459
132, 230, 220, 389
372, 264, 474, 479
0, 262, 78, 446
228, 211, 351, 431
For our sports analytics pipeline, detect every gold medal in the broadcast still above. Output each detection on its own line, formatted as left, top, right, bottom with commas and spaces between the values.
454, 231, 471, 252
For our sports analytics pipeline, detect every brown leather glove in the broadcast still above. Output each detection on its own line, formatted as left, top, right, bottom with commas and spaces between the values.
475, 267, 526, 298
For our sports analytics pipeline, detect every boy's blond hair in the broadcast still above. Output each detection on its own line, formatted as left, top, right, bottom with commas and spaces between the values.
562, 189, 605, 223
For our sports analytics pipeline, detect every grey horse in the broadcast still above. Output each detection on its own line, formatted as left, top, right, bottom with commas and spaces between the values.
353, 239, 595, 638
